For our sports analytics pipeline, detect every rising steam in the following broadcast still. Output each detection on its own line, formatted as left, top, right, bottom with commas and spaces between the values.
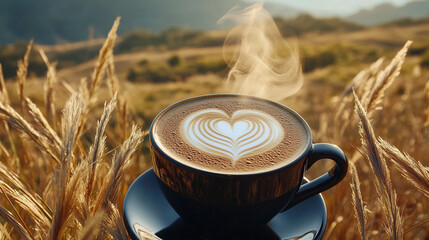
219, 3, 303, 101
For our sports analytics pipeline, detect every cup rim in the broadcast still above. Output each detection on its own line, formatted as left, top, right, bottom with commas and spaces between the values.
150, 93, 313, 176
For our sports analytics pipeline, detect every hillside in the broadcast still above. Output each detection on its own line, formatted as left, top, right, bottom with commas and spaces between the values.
0, 14, 367, 79
0, 0, 240, 45
3, 0, 429, 45
5, 18, 425, 132
274, 14, 365, 36
346, 0, 429, 26
23, 19, 429, 85
0, 0, 302, 45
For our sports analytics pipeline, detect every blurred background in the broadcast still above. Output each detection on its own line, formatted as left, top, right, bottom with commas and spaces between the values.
1, 0, 428, 127
1, 0, 428, 44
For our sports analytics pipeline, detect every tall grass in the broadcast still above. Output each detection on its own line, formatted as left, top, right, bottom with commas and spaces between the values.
0, 19, 428, 240
0, 19, 144, 239
323, 41, 429, 239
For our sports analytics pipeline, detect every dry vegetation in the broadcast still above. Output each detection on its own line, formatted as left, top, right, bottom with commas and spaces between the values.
0, 18, 146, 239
316, 40, 429, 239
0, 17, 428, 240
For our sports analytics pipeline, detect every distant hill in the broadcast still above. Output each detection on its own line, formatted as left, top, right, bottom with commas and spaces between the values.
380, 16, 429, 27
262, 2, 302, 18
2, 0, 429, 46
0, 0, 240, 45
274, 14, 365, 36
346, 0, 429, 26
0, 0, 304, 45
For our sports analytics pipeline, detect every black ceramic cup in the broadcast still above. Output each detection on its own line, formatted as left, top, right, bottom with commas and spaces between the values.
149, 94, 348, 238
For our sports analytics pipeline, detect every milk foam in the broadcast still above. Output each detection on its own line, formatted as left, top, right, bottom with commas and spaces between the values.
181, 109, 284, 165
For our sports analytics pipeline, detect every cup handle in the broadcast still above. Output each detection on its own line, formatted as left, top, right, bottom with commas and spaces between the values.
282, 143, 348, 212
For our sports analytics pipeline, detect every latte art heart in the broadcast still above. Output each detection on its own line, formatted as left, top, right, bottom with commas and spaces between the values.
181, 109, 284, 164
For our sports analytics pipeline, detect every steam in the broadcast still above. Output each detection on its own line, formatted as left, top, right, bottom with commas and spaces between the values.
219, 3, 303, 101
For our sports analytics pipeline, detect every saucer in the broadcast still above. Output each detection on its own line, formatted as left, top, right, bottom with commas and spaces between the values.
123, 169, 327, 240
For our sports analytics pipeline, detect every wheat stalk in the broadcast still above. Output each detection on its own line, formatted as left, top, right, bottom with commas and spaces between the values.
354, 90, 403, 239
0, 64, 9, 104
88, 17, 120, 102
39, 49, 58, 126
26, 98, 61, 155
379, 138, 429, 198
342, 57, 385, 99
0, 205, 32, 240
363, 41, 412, 116
78, 77, 89, 101
0, 181, 50, 232
75, 17, 121, 150
16, 40, 33, 114
94, 124, 144, 212
73, 195, 92, 231
49, 93, 84, 240
77, 210, 105, 240
85, 94, 117, 201
0, 161, 52, 223
107, 55, 120, 98
107, 55, 129, 140
332, 57, 386, 145
0, 183, 36, 239
100, 202, 130, 239
423, 80, 429, 130
0, 142, 10, 159
0, 64, 17, 167
0, 222, 13, 240
358, 58, 385, 103
0, 101, 60, 163
0, 64, 12, 157
350, 161, 369, 240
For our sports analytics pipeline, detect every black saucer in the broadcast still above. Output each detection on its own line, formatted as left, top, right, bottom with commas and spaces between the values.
123, 169, 327, 240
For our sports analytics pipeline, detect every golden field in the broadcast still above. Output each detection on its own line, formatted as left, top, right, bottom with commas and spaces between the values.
0, 15, 428, 239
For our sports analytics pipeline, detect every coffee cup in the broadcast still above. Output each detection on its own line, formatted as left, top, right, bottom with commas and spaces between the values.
150, 94, 347, 237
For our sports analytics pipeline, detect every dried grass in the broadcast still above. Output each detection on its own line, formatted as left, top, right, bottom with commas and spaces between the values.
77, 210, 105, 240
0, 19, 142, 239
39, 49, 58, 126
49, 93, 85, 240
323, 39, 429, 239
0, 101, 60, 163
350, 161, 369, 240
25, 98, 61, 154
379, 138, 429, 199
0, 205, 31, 240
363, 41, 412, 117
354, 90, 403, 239
75, 17, 120, 147
0, 181, 49, 232
0, 223, 13, 240
423, 80, 429, 130
107, 55, 129, 141
100, 202, 130, 240
94, 125, 144, 212
0, 162, 52, 222
0, 64, 9, 104
16, 40, 33, 113
89, 18, 120, 102
85, 94, 116, 201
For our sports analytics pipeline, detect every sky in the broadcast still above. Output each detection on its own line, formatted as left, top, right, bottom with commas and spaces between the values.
259, 0, 416, 15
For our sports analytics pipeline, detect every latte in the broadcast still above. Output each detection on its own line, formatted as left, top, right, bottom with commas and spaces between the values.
152, 95, 309, 174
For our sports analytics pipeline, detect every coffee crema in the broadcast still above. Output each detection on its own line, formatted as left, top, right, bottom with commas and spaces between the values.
152, 95, 309, 174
